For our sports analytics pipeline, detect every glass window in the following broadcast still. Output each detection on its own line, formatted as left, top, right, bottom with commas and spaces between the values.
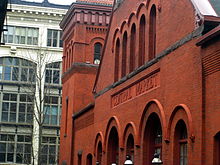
43, 96, 61, 126
47, 29, 62, 48
94, 43, 102, 64
0, 57, 36, 82
45, 62, 61, 85
3, 26, 38, 45
41, 136, 59, 165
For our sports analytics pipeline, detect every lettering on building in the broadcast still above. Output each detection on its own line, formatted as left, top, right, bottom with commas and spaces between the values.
111, 71, 160, 107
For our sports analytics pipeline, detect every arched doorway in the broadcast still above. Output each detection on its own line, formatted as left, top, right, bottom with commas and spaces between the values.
96, 141, 102, 165
86, 154, 93, 165
143, 113, 162, 165
214, 132, 220, 165
107, 127, 119, 165
173, 120, 188, 165
126, 134, 134, 162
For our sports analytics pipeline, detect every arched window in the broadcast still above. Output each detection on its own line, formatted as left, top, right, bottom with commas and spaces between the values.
107, 127, 119, 165
149, 5, 157, 61
114, 38, 120, 82
130, 24, 136, 72
139, 15, 146, 66
86, 154, 93, 165
143, 113, 162, 165
126, 134, 134, 162
122, 32, 127, 78
174, 120, 188, 165
94, 43, 102, 64
0, 57, 36, 82
96, 141, 102, 164
214, 132, 220, 165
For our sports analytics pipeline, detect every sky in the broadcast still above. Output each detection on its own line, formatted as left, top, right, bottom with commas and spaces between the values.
24, 0, 75, 5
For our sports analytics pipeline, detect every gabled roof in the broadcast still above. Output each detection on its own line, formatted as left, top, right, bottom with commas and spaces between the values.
11, 0, 69, 9
76, 0, 114, 6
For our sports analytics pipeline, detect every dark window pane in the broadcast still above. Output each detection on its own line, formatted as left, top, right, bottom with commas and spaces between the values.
21, 68, 28, 81
10, 103, 17, 112
1, 112, 8, 122
12, 67, 19, 81
0, 135, 7, 141
21, 59, 29, 66
10, 113, 16, 122
11, 94, 17, 101
8, 135, 15, 141
25, 136, 31, 142
0, 153, 6, 162
27, 114, 33, 123
49, 145, 56, 154
45, 70, 52, 83
18, 113, 25, 123
7, 153, 14, 161
0, 143, 6, 152
19, 104, 26, 112
49, 137, 56, 144
51, 97, 58, 104
17, 135, 24, 142
53, 70, 60, 84
2, 102, 9, 111
20, 94, 26, 102
16, 154, 23, 163
49, 155, 56, 164
3, 94, 10, 100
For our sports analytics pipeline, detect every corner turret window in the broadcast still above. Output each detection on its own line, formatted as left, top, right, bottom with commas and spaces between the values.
94, 43, 102, 64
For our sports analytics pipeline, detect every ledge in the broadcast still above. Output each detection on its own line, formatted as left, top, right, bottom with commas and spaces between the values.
72, 102, 95, 120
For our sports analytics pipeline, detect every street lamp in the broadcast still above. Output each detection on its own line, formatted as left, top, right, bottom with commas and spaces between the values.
152, 152, 163, 164
124, 155, 133, 165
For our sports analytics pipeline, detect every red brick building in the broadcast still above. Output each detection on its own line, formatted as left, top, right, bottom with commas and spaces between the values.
59, 0, 113, 164
60, 0, 220, 165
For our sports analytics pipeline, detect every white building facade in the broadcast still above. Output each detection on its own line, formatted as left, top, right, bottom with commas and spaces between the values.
0, 0, 68, 164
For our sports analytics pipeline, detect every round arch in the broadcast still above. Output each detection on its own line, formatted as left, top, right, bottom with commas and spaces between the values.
139, 99, 167, 144
167, 104, 194, 142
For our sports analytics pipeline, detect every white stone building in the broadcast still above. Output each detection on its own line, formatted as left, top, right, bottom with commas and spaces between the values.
0, 0, 69, 164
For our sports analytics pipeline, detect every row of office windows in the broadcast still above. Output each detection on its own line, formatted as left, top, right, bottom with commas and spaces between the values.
2, 26, 63, 47
0, 92, 62, 126
114, 5, 156, 82
0, 57, 62, 85
0, 134, 60, 165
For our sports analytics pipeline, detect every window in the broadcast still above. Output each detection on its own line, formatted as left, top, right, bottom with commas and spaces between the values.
174, 120, 188, 165
122, 32, 128, 78
130, 24, 136, 72
2, 93, 17, 122
44, 96, 61, 126
149, 5, 156, 60
18, 94, 34, 123
139, 15, 146, 66
94, 43, 102, 64
0, 134, 15, 163
86, 154, 93, 165
0, 57, 36, 82
41, 136, 59, 165
114, 38, 120, 82
45, 62, 61, 85
1, 93, 34, 124
3, 26, 39, 45
16, 135, 32, 164
0, 134, 31, 164
47, 29, 63, 48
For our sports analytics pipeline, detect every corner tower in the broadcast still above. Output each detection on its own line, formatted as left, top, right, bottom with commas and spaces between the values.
59, 0, 113, 164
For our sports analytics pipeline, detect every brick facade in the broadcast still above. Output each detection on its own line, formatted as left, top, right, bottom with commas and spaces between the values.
60, 0, 220, 165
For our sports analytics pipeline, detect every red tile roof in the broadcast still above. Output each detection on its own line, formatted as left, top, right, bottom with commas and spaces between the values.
76, 0, 114, 6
